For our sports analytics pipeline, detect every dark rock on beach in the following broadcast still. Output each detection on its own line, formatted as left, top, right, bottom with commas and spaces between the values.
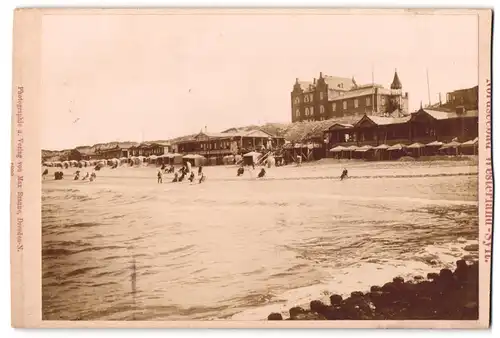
268, 260, 479, 320
329, 294, 343, 305
267, 312, 283, 320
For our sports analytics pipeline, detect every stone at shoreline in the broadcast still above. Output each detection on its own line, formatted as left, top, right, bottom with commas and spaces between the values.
427, 272, 439, 281
464, 244, 479, 252
268, 261, 479, 321
267, 313, 283, 320
310, 300, 328, 314
455, 260, 469, 282
289, 306, 306, 319
330, 294, 343, 305
393, 277, 405, 284
350, 291, 364, 298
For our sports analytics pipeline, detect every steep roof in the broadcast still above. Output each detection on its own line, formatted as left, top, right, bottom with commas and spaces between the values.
118, 141, 139, 148
391, 71, 402, 90
75, 147, 95, 155
328, 85, 391, 101
282, 116, 361, 142
448, 85, 478, 94
421, 108, 479, 120
355, 114, 411, 127
195, 129, 276, 140
298, 81, 314, 92
323, 75, 355, 91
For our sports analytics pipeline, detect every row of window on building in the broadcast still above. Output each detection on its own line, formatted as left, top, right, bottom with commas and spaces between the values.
337, 127, 437, 144
200, 140, 233, 150
295, 93, 324, 104
295, 97, 376, 117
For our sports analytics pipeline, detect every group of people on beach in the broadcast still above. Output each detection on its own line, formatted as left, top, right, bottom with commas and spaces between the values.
157, 162, 206, 184
43, 159, 350, 183
236, 165, 267, 178
73, 170, 97, 182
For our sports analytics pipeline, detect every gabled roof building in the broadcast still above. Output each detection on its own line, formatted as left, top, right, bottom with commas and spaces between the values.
291, 70, 409, 123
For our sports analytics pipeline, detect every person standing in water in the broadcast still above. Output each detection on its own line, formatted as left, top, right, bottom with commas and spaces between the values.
340, 168, 348, 180
172, 172, 179, 182
157, 169, 163, 184
198, 165, 203, 176
199, 173, 206, 184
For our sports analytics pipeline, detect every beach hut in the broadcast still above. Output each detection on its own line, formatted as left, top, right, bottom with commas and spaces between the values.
148, 155, 158, 165
156, 154, 167, 165
136, 156, 146, 164
425, 140, 444, 156
388, 143, 406, 151
426, 140, 444, 147
329, 145, 347, 159
407, 142, 426, 157
243, 151, 262, 166
130, 156, 141, 165
183, 154, 206, 167
355, 145, 373, 152
119, 157, 128, 165
461, 137, 479, 155
69, 160, 78, 167
163, 153, 183, 165
372, 144, 390, 161
374, 144, 390, 150
387, 143, 407, 160
208, 156, 217, 166
354, 145, 374, 160
223, 155, 235, 165
439, 140, 461, 155
344, 145, 358, 159
330, 145, 347, 152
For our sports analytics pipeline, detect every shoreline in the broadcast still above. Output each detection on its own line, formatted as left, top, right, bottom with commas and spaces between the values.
267, 259, 479, 321
42, 158, 478, 183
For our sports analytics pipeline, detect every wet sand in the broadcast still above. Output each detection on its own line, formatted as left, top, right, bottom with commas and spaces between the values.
42, 159, 479, 320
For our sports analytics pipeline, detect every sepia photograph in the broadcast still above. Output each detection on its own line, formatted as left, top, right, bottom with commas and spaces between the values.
10, 8, 492, 328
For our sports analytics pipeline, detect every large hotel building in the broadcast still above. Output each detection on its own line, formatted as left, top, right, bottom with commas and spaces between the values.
291, 71, 409, 122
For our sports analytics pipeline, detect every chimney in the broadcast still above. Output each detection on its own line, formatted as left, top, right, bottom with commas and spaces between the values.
295, 78, 299, 84
439, 93, 442, 105
320, 72, 323, 78
313, 78, 316, 85
456, 106, 466, 115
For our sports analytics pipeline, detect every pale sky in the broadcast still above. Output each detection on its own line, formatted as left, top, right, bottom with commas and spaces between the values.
40, 13, 478, 150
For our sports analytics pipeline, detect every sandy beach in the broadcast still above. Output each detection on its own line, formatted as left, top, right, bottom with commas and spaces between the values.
42, 159, 479, 320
